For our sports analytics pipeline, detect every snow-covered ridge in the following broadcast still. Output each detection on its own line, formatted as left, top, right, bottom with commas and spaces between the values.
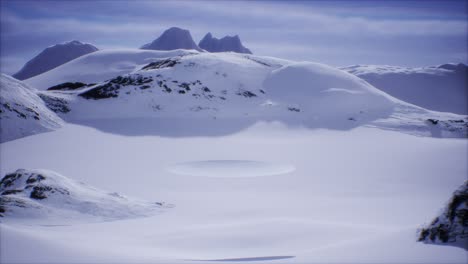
0, 74, 63, 142
418, 180, 468, 250
13, 40, 98, 80
341, 63, 468, 114
0, 169, 170, 223
25, 49, 198, 90
199, 33, 252, 54
29, 51, 466, 138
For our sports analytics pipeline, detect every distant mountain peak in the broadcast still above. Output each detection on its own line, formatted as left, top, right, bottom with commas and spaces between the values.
140, 27, 202, 51
199, 33, 252, 54
13, 40, 98, 80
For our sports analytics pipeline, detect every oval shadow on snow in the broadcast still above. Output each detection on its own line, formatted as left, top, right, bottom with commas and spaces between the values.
167, 160, 295, 178
187, 255, 295, 262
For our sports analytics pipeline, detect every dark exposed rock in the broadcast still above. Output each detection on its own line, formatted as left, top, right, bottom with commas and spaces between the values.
79, 75, 153, 100
418, 181, 468, 249
47, 82, 88, 91
237, 90, 257, 98
142, 59, 180, 70
288, 107, 301, 112
0, 172, 22, 188
38, 94, 70, 113
30, 186, 53, 200
2, 189, 23, 195
427, 119, 439, 125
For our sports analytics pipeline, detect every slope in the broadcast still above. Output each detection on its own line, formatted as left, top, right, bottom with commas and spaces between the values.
0, 74, 63, 142
13, 41, 98, 80
341, 63, 468, 114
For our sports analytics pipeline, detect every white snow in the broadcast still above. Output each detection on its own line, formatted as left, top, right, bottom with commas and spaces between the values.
0, 74, 63, 142
341, 63, 468, 114
0, 169, 167, 224
167, 160, 295, 178
25, 49, 198, 90
1, 49, 467, 263
0, 122, 466, 263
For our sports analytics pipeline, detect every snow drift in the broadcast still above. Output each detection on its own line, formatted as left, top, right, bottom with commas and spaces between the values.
13, 41, 98, 80
418, 181, 467, 250
0, 74, 63, 142
341, 63, 468, 114
0, 169, 169, 223
264, 62, 395, 126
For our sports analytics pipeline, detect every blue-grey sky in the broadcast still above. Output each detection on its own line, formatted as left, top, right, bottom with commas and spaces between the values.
1, 0, 467, 74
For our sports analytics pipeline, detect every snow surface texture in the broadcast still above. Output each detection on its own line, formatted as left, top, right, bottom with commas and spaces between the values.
141, 27, 202, 52
418, 181, 467, 249
13, 40, 98, 80
199, 33, 252, 54
342, 63, 468, 114
24, 50, 467, 138
0, 74, 63, 142
0, 123, 467, 263
0, 169, 168, 224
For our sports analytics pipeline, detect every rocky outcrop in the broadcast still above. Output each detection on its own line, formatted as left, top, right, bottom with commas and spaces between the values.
418, 181, 468, 249
0, 169, 171, 222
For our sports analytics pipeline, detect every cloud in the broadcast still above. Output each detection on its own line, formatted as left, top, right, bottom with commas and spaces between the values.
0, 0, 466, 70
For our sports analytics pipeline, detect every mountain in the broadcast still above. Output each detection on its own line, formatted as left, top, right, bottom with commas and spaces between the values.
199, 33, 252, 54
140, 27, 202, 51
341, 63, 468, 114
13, 41, 98, 80
0, 74, 63, 142
418, 180, 467, 250
24, 49, 467, 138
0, 169, 169, 223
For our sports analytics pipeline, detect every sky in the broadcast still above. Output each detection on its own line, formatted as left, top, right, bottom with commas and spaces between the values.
1, 0, 467, 75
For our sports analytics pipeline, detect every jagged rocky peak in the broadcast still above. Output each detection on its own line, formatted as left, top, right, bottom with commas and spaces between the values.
13, 40, 98, 80
141, 27, 202, 51
199, 32, 252, 54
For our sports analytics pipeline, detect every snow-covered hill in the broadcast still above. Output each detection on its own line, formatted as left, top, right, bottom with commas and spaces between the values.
199, 33, 252, 54
0, 169, 168, 223
141, 27, 202, 51
341, 63, 468, 115
25, 49, 197, 90
418, 181, 467, 249
26, 50, 467, 138
13, 41, 98, 80
0, 74, 63, 142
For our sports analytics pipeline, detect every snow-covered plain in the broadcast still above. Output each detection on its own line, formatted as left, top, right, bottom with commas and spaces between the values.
1, 49, 467, 263
1, 122, 466, 263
